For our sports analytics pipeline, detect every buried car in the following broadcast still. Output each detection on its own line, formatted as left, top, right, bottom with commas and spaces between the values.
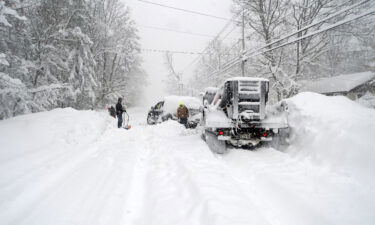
147, 96, 202, 128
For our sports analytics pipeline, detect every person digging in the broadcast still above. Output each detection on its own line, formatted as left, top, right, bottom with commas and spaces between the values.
177, 103, 189, 128
116, 97, 126, 128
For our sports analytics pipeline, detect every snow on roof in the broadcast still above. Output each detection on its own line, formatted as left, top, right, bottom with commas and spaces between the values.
225, 77, 269, 82
299, 72, 375, 94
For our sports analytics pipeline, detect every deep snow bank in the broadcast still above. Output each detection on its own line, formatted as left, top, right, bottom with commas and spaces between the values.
0, 108, 111, 225
286, 92, 375, 184
0, 108, 109, 162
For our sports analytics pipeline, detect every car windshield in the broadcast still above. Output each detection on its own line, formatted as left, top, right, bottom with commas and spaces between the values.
204, 93, 216, 105
154, 102, 163, 110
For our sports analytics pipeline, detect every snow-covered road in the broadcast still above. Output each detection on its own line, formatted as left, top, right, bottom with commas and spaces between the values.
1, 96, 375, 225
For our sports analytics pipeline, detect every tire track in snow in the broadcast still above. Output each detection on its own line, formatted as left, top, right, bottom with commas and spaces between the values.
119, 122, 271, 225
17, 128, 143, 225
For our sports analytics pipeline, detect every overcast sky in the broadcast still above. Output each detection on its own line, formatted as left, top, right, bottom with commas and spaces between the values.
124, 0, 236, 105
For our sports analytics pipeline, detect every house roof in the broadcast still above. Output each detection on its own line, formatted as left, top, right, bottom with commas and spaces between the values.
299, 71, 375, 94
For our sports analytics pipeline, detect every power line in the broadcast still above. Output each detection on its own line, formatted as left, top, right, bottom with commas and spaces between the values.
141, 48, 236, 55
220, 0, 372, 75
248, 8, 375, 60
141, 48, 203, 55
194, 0, 371, 81
185, 26, 241, 74
141, 48, 205, 55
138, 24, 216, 38
205, 5, 375, 81
239, 12, 374, 77
221, 24, 239, 42
137, 0, 238, 22
183, 0, 361, 76
181, 11, 245, 73
285, 0, 356, 29
241, 0, 371, 60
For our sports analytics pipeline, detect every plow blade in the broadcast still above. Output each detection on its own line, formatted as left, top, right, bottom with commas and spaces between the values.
205, 131, 227, 154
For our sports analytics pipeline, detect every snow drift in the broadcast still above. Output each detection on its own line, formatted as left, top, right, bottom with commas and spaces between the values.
0, 108, 110, 225
0, 108, 109, 161
286, 92, 375, 185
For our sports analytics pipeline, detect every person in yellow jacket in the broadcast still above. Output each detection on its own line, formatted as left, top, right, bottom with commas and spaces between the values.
177, 103, 189, 128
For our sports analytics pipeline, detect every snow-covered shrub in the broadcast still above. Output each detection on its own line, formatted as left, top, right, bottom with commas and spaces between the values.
0, 73, 33, 119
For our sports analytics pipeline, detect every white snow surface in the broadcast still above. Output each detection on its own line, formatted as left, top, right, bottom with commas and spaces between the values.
0, 93, 375, 225
286, 92, 375, 186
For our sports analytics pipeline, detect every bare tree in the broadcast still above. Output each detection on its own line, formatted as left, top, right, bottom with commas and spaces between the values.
190, 39, 237, 93
233, 0, 288, 100
290, 0, 337, 81
164, 52, 183, 95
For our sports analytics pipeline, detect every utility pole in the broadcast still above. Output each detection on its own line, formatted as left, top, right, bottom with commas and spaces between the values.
241, 11, 246, 77
178, 73, 183, 95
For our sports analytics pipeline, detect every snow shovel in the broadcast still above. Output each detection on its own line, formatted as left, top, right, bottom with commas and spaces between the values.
123, 112, 132, 130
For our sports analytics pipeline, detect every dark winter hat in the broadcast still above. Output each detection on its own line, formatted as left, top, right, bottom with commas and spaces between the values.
118, 97, 122, 102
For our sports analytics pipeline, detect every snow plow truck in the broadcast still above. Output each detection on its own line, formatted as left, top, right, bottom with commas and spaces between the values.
201, 77, 289, 153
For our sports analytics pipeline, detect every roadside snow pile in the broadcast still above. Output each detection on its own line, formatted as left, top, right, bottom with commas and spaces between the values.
0, 108, 111, 225
286, 92, 375, 185
0, 108, 109, 168
357, 92, 375, 108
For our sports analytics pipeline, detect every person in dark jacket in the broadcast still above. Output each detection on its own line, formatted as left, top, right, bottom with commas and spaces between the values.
108, 106, 116, 118
177, 103, 189, 128
116, 97, 126, 128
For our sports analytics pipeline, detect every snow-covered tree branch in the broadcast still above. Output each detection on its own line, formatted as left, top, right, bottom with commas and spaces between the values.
0, 0, 146, 119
